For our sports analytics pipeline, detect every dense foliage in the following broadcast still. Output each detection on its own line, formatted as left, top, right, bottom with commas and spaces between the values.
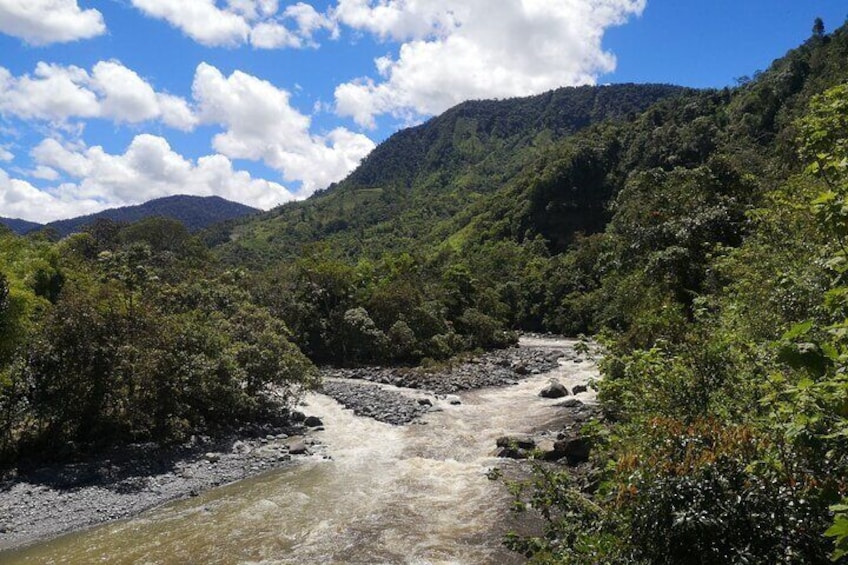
494, 25, 848, 564
0, 218, 316, 464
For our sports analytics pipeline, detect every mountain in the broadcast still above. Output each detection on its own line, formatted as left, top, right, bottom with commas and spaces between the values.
213, 83, 688, 263
42, 195, 260, 238
0, 217, 43, 235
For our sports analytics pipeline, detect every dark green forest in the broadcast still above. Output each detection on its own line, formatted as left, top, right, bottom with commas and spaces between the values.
3, 19, 848, 563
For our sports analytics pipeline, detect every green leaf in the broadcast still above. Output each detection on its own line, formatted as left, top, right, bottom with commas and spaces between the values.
782, 320, 813, 341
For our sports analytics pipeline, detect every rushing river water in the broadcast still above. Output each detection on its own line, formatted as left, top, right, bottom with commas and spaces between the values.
5, 338, 596, 564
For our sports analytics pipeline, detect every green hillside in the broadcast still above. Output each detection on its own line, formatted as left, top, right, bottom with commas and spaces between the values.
213, 83, 686, 263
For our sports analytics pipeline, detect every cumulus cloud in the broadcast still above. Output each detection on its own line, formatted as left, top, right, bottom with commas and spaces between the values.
333, 0, 646, 128
0, 61, 197, 130
11, 134, 295, 222
131, 0, 333, 49
192, 63, 375, 193
0, 168, 103, 223
0, 0, 106, 46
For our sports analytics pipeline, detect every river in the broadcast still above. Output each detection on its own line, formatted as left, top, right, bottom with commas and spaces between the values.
4, 337, 596, 564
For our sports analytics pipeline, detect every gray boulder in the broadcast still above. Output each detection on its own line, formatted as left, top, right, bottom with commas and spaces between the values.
539, 380, 569, 399
304, 416, 324, 427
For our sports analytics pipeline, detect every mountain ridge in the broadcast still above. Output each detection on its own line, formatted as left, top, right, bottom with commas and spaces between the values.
1, 195, 261, 237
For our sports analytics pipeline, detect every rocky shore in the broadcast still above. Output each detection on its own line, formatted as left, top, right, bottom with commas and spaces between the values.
0, 419, 326, 552
322, 345, 566, 395
320, 379, 435, 425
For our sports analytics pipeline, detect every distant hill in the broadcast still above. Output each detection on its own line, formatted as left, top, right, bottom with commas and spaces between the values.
0, 217, 43, 235
37, 195, 261, 237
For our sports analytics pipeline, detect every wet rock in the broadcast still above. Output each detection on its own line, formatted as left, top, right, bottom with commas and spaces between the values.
417, 398, 433, 407
555, 398, 584, 409
446, 395, 462, 405
572, 384, 588, 395
552, 437, 592, 466
303, 416, 324, 428
496, 435, 536, 450
203, 452, 220, 464
495, 447, 529, 459
289, 411, 306, 423
539, 380, 569, 399
287, 441, 309, 455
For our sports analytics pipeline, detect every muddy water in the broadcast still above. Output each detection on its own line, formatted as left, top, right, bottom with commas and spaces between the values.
6, 338, 596, 564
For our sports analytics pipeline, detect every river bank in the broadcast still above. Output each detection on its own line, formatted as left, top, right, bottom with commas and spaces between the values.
0, 418, 329, 552
1, 337, 598, 559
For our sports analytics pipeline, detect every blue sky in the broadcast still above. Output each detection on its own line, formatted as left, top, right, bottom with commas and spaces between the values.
0, 0, 844, 223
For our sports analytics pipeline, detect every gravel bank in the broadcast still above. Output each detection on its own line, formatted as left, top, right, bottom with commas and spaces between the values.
0, 421, 325, 553
323, 345, 566, 395
320, 379, 434, 425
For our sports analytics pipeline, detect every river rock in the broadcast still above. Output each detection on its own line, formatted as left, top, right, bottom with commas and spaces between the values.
231, 440, 251, 455
203, 452, 221, 464
552, 437, 591, 465
572, 384, 588, 394
417, 398, 433, 406
555, 398, 584, 409
539, 380, 569, 399
496, 435, 536, 450
304, 416, 324, 428
446, 395, 462, 405
287, 441, 309, 455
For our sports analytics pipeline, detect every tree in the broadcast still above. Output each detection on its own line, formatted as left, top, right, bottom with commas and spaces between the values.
813, 17, 825, 38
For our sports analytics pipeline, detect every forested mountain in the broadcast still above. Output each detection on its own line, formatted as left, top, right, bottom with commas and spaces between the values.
213, 83, 686, 263
1, 195, 260, 237
3, 19, 848, 564
0, 217, 42, 235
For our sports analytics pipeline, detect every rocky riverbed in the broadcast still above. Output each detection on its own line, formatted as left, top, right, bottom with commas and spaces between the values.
0, 339, 595, 555
0, 420, 326, 552
320, 379, 435, 425
322, 344, 567, 395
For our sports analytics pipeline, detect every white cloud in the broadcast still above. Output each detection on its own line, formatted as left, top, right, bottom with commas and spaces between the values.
333, 0, 646, 128
0, 0, 105, 46
249, 21, 301, 49
285, 3, 338, 40
12, 134, 295, 222
0, 168, 103, 223
30, 165, 60, 181
0, 147, 13, 162
332, 0, 457, 41
131, 0, 251, 47
192, 63, 375, 194
0, 63, 100, 122
131, 0, 333, 49
0, 61, 196, 130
